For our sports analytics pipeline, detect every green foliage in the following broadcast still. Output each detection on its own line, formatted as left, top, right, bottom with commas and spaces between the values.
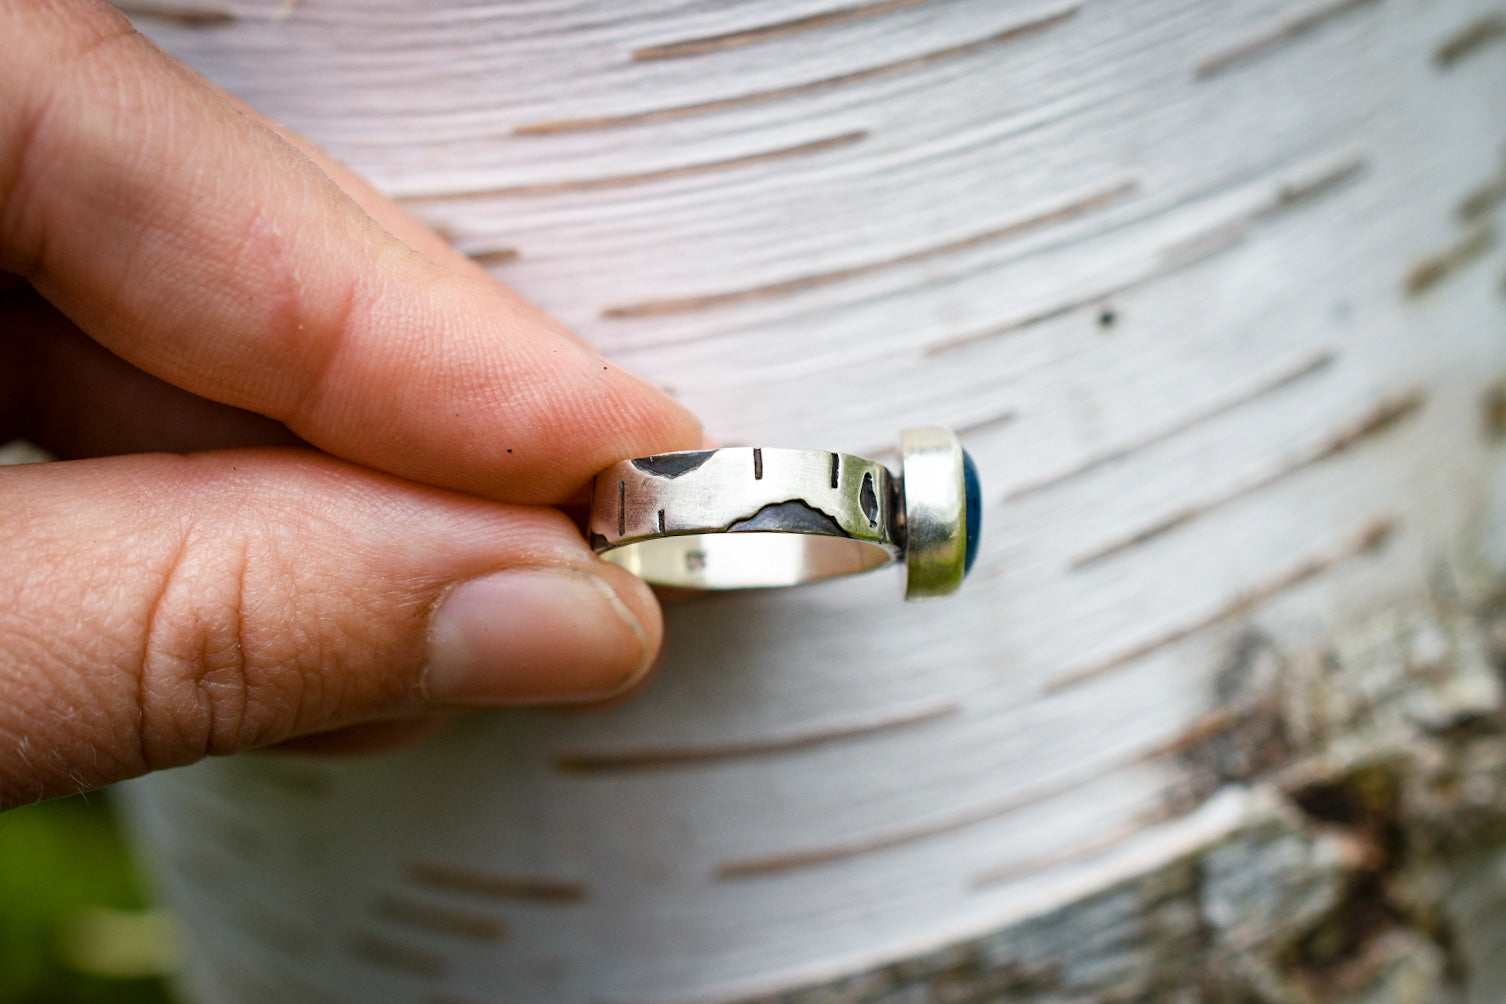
0, 793, 175, 1004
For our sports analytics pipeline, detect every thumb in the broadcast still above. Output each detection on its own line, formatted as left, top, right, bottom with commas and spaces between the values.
0, 449, 660, 809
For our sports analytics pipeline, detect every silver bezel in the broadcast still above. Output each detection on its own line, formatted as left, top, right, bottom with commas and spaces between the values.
899, 426, 967, 599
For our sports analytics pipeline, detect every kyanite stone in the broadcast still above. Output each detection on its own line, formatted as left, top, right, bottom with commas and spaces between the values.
963, 449, 981, 575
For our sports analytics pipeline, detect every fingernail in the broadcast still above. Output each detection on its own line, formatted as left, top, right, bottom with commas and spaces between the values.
425, 567, 652, 706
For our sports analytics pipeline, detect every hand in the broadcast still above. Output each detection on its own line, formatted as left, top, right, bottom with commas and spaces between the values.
0, 0, 702, 809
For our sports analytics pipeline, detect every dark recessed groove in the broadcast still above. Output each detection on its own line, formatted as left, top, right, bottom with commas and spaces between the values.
516, 7, 1079, 134
1434, 12, 1506, 68
717, 714, 1211, 881
402, 131, 865, 202
465, 247, 519, 266
1459, 162, 1506, 222
554, 700, 960, 772
1404, 224, 1497, 296
113, 1, 235, 24
634, 0, 940, 60
1194, 0, 1384, 79
604, 181, 1137, 319
716, 759, 1127, 879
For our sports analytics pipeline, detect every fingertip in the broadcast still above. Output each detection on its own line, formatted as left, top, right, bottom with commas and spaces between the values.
608, 367, 704, 454
588, 556, 666, 680
423, 562, 663, 708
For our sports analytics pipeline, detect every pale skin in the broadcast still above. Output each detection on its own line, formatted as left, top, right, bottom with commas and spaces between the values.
0, 0, 704, 810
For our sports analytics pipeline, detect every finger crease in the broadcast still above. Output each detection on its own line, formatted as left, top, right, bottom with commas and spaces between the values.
271, 269, 359, 435
137, 529, 192, 773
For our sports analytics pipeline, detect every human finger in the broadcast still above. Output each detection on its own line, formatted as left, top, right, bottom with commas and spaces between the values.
229, 100, 508, 290
2, 287, 301, 457
0, 0, 700, 505
0, 448, 662, 809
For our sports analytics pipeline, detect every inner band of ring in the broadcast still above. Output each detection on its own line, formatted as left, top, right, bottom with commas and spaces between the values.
587, 447, 901, 590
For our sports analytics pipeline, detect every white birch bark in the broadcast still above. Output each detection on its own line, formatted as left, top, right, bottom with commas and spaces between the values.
107, 1, 1506, 1001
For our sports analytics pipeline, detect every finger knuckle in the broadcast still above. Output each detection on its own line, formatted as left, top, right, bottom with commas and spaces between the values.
135, 516, 298, 767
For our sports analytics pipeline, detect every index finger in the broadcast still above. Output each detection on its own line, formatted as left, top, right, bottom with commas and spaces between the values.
0, 0, 700, 503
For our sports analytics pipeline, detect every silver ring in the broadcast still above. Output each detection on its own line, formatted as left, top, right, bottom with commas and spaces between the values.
587, 426, 979, 600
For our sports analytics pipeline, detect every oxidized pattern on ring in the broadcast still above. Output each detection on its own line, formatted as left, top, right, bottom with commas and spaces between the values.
587, 426, 979, 600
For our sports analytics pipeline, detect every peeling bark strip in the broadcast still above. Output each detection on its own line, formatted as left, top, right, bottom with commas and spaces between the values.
602, 181, 1135, 318
553, 700, 960, 772
1045, 517, 1396, 693
401, 132, 866, 202
633, 0, 940, 60
1405, 224, 1497, 296
1070, 390, 1424, 569
1434, 12, 1506, 68
1195, 0, 1385, 79
515, 7, 1079, 134
404, 861, 588, 904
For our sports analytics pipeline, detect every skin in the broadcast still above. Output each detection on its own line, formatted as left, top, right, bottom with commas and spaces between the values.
0, 0, 703, 809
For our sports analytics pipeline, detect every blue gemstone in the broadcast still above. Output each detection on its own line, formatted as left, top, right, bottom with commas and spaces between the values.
963, 449, 981, 576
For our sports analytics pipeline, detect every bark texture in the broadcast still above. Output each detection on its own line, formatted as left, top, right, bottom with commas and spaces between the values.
86, 0, 1506, 1001
748, 589, 1506, 1003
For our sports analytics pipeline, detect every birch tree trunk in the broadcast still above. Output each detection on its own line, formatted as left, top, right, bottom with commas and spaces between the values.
111, 1, 1506, 1001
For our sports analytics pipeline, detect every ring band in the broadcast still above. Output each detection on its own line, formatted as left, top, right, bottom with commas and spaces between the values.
587, 426, 979, 599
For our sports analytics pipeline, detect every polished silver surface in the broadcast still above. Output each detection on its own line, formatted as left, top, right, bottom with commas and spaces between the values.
899, 426, 967, 599
588, 429, 969, 598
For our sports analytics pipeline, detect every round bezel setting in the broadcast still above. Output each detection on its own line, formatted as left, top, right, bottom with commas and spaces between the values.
900, 426, 970, 599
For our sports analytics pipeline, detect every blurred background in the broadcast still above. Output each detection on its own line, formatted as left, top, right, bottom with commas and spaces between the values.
0, 794, 174, 1003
